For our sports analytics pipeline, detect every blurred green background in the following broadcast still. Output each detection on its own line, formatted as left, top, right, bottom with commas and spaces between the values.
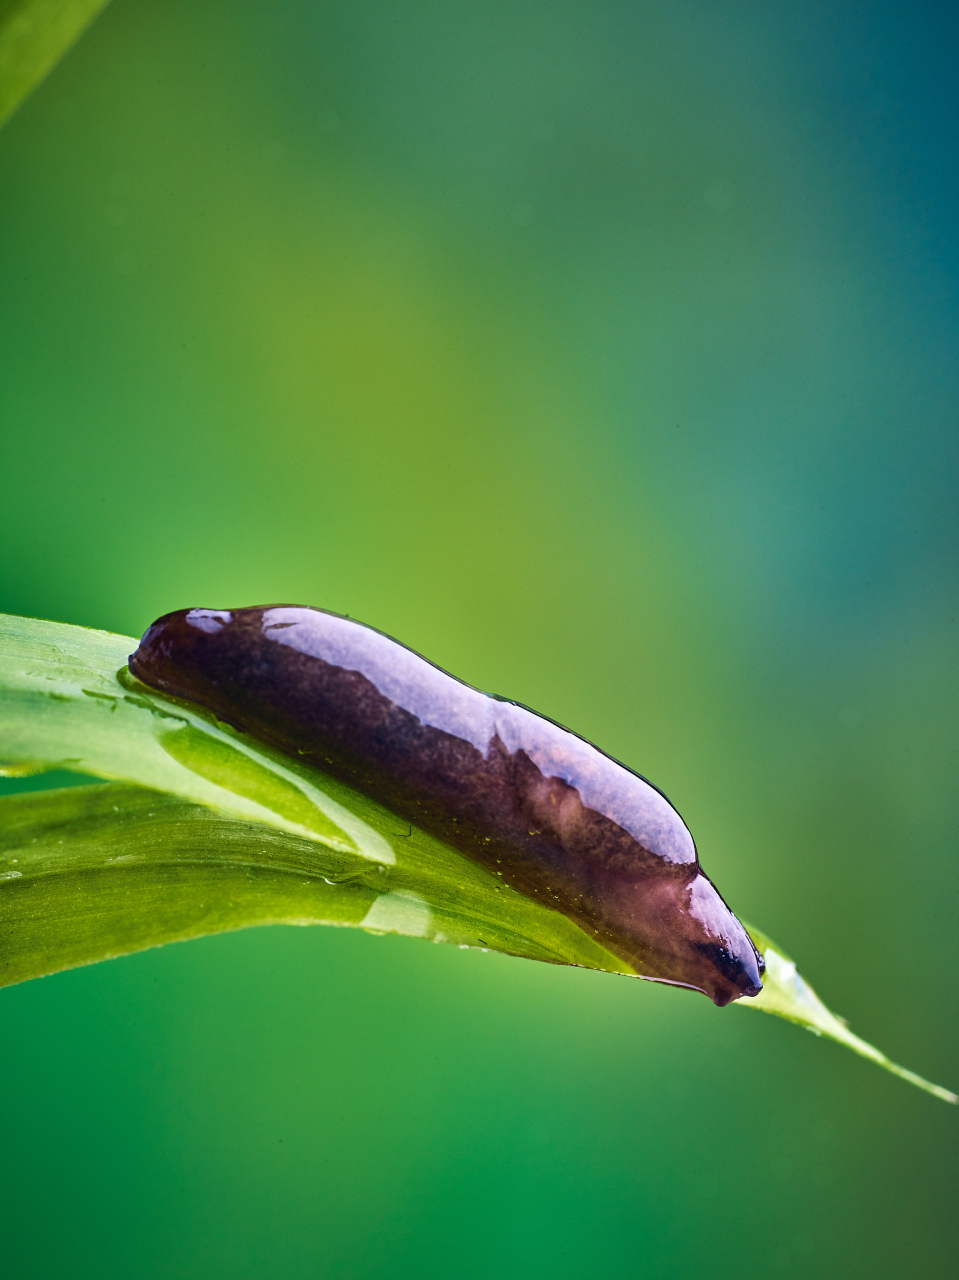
1, 1, 957, 1275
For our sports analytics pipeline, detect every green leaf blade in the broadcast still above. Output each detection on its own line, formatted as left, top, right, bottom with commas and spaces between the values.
1, 612, 955, 1103
0, 0, 110, 127
0, 781, 629, 987
739, 926, 958, 1104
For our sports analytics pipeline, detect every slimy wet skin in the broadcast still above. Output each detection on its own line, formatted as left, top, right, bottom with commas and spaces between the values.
130, 606, 764, 1005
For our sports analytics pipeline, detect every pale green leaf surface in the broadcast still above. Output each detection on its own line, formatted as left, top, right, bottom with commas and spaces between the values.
1, 613, 954, 1102
739, 928, 956, 1104
0, 781, 627, 987
0, 0, 110, 127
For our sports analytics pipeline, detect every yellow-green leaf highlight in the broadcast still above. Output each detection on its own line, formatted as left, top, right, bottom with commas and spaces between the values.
0, 0, 110, 127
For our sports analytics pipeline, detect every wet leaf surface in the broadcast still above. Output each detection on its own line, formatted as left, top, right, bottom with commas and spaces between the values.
1, 612, 954, 1102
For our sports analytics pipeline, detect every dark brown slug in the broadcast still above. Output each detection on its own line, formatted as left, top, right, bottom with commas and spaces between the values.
130, 606, 763, 1005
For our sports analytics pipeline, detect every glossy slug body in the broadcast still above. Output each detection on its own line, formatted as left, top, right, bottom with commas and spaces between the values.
130, 606, 763, 1005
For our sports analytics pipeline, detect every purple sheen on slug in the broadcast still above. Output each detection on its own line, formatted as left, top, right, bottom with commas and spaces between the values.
129, 605, 764, 1006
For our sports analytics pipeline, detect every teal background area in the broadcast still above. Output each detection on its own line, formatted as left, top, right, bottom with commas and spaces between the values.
1, 1, 957, 1275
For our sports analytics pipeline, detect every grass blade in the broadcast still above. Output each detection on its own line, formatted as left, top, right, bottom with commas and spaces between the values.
0, 781, 627, 987
741, 927, 956, 1104
0, 0, 110, 127
1, 612, 954, 1101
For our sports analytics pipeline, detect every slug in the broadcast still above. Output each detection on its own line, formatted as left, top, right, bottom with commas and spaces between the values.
130, 606, 763, 1006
